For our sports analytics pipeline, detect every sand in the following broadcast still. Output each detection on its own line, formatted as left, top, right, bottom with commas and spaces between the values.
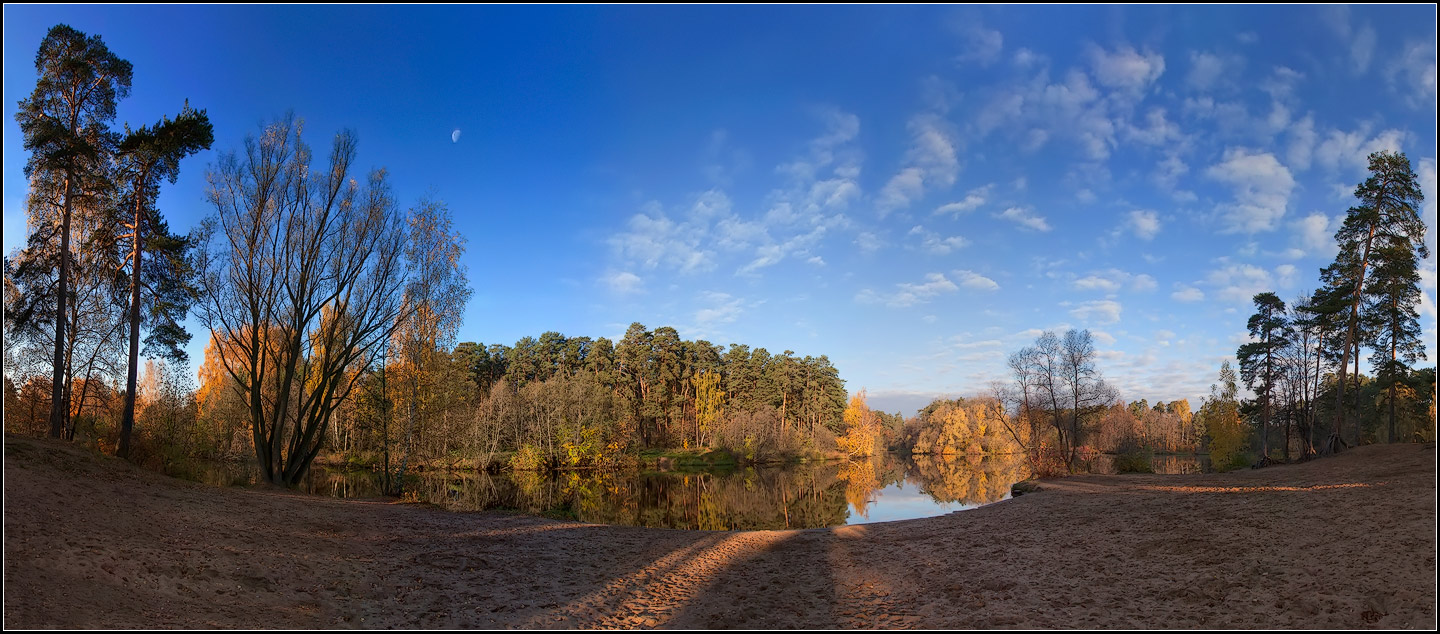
4, 434, 1435, 629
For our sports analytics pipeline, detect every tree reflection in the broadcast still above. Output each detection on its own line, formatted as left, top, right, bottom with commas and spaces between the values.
906, 453, 1030, 506
175, 451, 1048, 529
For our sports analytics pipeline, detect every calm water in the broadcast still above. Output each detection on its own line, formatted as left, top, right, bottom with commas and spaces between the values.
167, 451, 1208, 530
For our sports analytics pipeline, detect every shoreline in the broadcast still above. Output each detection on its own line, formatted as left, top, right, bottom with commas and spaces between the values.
4, 434, 1434, 629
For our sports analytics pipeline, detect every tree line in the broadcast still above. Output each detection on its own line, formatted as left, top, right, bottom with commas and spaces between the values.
5, 24, 1433, 489
1226, 151, 1434, 466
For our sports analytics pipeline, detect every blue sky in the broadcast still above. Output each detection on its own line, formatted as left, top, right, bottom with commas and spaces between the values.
4, 5, 1436, 415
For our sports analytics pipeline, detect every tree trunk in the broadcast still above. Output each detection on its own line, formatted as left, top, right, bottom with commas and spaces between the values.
119, 187, 145, 459
1331, 222, 1379, 453
48, 173, 74, 439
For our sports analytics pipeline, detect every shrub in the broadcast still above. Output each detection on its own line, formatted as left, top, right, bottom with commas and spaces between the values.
1113, 432, 1154, 474
509, 444, 548, 471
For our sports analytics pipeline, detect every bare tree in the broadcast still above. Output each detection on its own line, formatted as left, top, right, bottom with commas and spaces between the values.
1060, 329, 1117, 468
1007, 329, 1116, 472
196, 115, 408, 486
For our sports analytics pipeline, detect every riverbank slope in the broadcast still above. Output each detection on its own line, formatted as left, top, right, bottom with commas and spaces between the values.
4, 434, 1434, 628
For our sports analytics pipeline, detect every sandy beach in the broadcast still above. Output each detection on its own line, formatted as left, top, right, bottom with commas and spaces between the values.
4, 434, 1435, 629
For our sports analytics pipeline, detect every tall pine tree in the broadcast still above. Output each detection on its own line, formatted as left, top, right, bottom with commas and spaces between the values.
13, 24, 132, 438
114, 105, 214, 458
1321, 151, 1426, 451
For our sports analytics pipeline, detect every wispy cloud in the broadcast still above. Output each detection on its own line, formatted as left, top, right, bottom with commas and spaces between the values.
856, 272, 959, 308
995, 206, 1052, 231
877, 114, 961, 216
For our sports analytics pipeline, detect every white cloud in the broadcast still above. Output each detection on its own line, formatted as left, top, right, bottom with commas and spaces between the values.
1073, 268, 1157, 293
1123, 108, 1183, 147
935, 184, 993, 216
954, 269, 1000, 291
1087, 44, 1166, 92
878, 168, 925, 214
1262, 66, 1305, 102
610, 201, 717, 274
736, 225, 829, 276
1205, 264, 1275, 303
995, 206, 1052, 232
908, 225, 969, 255
1153, 155, 1188, 191
877, 115, 960, 216
855, 231, 885, 254
856, 272, 959, 308
1275, 264, 1298, 288
1172, 285, 1205, 302
694, 291, 745, 326
1390, 40, 1437, 109
1075, 275, 1120, 293
1187, 51, 1226, 91
1069, 299, 1122, 324
1132, 274, 1158, 292
1126, 210, 1161, 240
1291, 212, 1340, 259
603, 271, 643, 294
1321, 6, 1376, 74
1206, 148, 1295, 233
957, 25, 1004, 66
1286, 115, 1317, 172
1315, 127, 1407, 175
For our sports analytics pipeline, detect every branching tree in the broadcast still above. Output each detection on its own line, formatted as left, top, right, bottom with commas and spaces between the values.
1008, 329, 1116, 472
196, 115, 408, 486
114, 105, 213, 458
1059, 329, 1117, 469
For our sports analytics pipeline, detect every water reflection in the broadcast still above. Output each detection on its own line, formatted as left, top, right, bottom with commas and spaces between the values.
164, 451, 1209, 530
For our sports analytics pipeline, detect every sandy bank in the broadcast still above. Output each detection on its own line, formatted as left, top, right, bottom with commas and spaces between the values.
4, 434, 1435, 629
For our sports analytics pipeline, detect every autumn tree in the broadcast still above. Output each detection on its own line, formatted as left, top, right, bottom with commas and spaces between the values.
692, 369, 724, 448
1321, 151, 1426, 451
114, 105, 213, 458
384, 198, 471, 494
1200, 361, 1247, 471
196, 115, 408, 486
1237, 292, 1288, 464
837, 390, 880, 457
13, 24, 133, 439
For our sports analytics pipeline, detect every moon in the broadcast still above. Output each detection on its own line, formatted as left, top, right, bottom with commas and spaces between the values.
451, 129, 461, 143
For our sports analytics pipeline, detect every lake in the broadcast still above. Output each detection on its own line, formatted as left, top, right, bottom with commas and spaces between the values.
167, 451, 1209, 530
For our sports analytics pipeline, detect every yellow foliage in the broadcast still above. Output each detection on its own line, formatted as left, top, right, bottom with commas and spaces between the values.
1203, 399, 1246, 471
837, 390, 880, 457
691, 370, 724, 447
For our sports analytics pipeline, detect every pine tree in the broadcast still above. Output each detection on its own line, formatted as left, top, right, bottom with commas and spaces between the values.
14, 24, 132, 438
114, 105, 214, 458
1322, 151, 1426, 451
1362, 242, 1426, 442
1237, 292, 1288, 465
